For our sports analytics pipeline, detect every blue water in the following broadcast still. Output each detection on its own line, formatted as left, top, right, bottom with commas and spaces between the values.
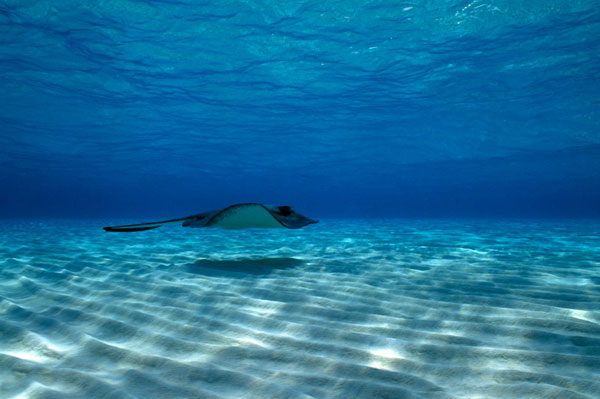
1, 1, 600, 398
1, 1, 599, 218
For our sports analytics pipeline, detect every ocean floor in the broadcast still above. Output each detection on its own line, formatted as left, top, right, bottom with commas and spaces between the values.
1, 219, 599, 399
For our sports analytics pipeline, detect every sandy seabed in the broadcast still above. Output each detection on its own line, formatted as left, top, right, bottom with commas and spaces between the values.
1, 219, 599, 399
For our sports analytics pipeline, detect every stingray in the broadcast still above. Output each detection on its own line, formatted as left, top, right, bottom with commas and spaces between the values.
103, 203, 318, 232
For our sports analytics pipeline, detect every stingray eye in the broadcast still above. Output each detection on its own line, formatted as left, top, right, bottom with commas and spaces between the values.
277, 206, 292, 216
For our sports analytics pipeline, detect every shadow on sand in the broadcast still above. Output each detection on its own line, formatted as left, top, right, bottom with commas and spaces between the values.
185, 257, 304, 276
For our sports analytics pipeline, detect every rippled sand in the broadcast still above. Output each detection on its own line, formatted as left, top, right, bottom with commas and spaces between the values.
1, 220, 599, 399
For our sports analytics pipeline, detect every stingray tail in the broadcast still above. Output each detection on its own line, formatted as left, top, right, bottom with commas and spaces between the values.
103, 217, 192, 232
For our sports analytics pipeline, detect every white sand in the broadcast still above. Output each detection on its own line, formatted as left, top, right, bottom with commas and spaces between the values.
0, 220, 599, 398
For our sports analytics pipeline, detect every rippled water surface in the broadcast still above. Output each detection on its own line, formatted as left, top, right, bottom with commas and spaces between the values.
1, 220, 599, 398
1, 1, 599, 216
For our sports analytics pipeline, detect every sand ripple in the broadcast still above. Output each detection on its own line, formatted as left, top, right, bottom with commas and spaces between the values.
1, 220, 599, 398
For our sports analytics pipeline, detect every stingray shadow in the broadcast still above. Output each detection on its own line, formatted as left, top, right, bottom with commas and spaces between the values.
185, 257, 304, 276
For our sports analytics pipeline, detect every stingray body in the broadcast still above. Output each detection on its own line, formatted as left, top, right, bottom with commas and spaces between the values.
103, 203, 318, 232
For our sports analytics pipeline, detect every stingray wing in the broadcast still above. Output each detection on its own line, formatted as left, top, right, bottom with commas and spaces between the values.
103, 214, 206, 232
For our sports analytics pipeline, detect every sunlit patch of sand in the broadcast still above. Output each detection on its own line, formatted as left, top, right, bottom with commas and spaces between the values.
368, 348, 405, 370
242, 304, 281, 317
570, 309, 598, 324
4, 351, 48, 363
370, 348, 405, 359
235, 337, 270, 348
